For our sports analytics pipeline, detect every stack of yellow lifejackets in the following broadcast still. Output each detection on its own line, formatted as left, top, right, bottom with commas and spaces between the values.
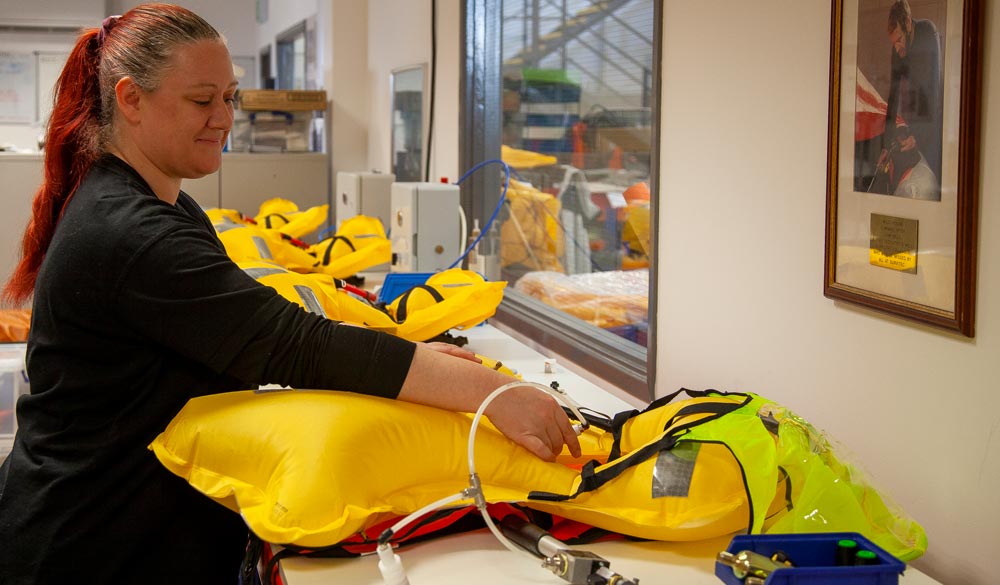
500, 179, 565, 272
205, 199, 505, 342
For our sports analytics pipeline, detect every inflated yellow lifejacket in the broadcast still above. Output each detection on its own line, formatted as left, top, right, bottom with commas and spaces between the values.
238, 260, 397, 332
254, 198, 330, 240
217, 224, 320, 273
385, 269, 507, 341
154, 389, 742, 548
307, 215, 392, 278
205, 208, 255, 227
501, 144, 558, 169
150, 388, 925, 561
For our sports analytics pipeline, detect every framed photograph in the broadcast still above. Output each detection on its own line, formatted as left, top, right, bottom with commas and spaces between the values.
825, 0, 984, 336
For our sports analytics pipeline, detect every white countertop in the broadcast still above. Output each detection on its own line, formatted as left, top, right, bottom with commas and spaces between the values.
275, 529, 939, 585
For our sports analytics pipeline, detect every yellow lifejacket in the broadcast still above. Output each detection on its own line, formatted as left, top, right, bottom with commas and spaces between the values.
254, 198, 330, 240
217, 225, 320, 273
149, 388, 925, 561
308, 215, 392, 278
385, 269, 507, 341
205, 208, 255, 227
238, 260, 397, 332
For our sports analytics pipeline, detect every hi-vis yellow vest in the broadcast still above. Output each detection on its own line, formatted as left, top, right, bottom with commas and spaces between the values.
149, 388, 925, 560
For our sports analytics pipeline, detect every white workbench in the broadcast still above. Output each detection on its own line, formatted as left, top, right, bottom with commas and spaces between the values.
274, 324, 940, 585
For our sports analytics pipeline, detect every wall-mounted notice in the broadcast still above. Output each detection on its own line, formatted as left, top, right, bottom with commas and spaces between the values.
0, 52, 36, 124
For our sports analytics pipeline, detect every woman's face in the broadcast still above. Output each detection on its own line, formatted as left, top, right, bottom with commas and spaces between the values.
131, 39, 238, 180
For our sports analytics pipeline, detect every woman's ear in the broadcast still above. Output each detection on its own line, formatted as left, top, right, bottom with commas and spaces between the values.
114, 77, 143, 124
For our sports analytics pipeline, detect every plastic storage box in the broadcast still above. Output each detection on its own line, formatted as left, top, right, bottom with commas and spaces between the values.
376, 272, 434, 304
0, 343, 29, 457
715, 532, 905, 585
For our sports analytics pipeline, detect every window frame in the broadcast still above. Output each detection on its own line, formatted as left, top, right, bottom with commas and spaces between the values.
459, 0, 661, 401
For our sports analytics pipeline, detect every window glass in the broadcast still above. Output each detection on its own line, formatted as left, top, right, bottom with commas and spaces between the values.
497, 0, 654, 350
391, 65, 427, 182
276, 22, 306, 90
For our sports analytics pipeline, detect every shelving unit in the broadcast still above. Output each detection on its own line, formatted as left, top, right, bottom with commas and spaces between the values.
503, 68, 581, 161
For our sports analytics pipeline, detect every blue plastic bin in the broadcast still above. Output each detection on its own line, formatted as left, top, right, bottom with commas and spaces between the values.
715, 532, 905, 585
376, 273, 435, 304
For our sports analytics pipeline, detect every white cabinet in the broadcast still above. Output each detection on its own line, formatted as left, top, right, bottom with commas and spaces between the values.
219, 153, 330, 227
0, 154, 42, 286
182, 153, 331, 236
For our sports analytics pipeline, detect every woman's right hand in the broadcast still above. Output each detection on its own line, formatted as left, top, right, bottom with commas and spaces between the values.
397, 343, 582, 462
483, 384, 582, 462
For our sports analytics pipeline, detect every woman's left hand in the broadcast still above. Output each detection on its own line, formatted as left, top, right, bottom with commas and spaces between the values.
421, 341, 482, 364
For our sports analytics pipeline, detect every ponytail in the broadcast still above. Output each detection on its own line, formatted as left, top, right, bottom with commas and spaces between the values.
2, 3, 221, 307
2, 29, 103, 307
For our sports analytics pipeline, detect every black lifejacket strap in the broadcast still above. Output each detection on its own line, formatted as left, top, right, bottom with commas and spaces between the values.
321, 235, 356, 265
263, 213, 290, 229
393, 284, 444, 323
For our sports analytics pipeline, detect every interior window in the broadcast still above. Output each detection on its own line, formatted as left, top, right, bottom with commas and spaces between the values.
462, 0, 660, 399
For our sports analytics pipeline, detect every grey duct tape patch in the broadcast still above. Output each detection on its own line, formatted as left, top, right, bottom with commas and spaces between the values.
293, 285, 327, 318
651, 442, 701, 498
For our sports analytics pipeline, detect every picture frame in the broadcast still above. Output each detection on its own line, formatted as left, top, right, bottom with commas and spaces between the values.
824, 0, 983, 336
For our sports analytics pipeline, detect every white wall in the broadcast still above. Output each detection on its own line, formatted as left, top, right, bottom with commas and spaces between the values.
253, 0, 317, 81
326, 0, 369, 179
111, 0, 258, 58
366, 0, 459, 183
0, 0, 103, 27
658, 2, 998, 584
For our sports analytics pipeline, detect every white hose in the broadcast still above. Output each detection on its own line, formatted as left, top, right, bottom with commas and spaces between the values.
467, 380, 588, 556
379, 380, 589, 582
386, 491, 468, 539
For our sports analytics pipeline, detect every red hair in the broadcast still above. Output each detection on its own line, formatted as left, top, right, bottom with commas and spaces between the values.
2, 4, 220, 307
2, 30, 103, 307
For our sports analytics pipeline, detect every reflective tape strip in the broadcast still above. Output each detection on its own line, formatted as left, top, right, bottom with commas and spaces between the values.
252, 236, 273, 260
214, 220, 242, 232
242, 267, 286, 280
293, 285, 327, 318
651, 442, 700, 498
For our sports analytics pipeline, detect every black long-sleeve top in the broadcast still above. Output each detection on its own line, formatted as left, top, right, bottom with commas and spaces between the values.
0, 154, 416, 584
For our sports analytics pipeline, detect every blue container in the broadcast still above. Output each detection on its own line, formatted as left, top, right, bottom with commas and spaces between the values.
376, 272, 435, 304
715, 533, 905, 585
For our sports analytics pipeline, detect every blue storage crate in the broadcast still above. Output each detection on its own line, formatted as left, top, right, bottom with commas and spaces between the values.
524, 113, 580, 127
375, 273, 435, 304
715, 532, 905, 585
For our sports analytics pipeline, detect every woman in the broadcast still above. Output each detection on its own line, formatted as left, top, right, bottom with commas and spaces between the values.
0, 5, 580, 583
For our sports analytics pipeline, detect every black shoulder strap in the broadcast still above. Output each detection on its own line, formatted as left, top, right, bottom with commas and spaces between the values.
393, 284, 444, 323
263, 213, 290, 228
321, 235, 357, 264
